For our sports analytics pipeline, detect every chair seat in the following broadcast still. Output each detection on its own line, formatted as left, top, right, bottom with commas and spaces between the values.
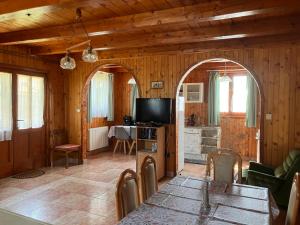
55, 144, 80, 152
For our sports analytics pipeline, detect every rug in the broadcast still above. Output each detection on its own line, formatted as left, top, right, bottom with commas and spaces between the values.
11, 169, 45, 179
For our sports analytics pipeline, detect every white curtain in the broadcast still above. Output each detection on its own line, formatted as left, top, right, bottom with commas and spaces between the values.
130, 84, 139, 121
17, 75, 44, 129
0, 72, 12, 141
90, 71, 114, 119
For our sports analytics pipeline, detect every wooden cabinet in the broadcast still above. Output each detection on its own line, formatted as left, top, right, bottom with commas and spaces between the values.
184, 126, 220, 164
183, 83, 204, 103
136, 126, 165, 180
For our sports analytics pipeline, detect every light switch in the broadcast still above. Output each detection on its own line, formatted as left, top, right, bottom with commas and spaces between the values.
266, 113, 272, 120
76, 108, 81, 113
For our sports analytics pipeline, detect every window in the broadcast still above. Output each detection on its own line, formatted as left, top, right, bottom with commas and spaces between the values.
232, 76, 247, 112
0, 72, 12, 140
17, 75, 45, 129
219, 80, 229, 112
219, 75, 247, 114
90, 71, 114, 120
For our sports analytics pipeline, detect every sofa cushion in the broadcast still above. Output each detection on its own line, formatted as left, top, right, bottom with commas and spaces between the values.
274, 165, 285, 178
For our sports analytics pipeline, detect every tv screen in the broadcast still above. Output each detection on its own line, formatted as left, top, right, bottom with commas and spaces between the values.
136, 98, 174, 124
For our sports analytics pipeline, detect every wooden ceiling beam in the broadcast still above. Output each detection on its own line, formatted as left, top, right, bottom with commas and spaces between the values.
0, 0, 73, 15
31, 15, 300, 55
70, 32, 300, 59
1, 0, 299, 45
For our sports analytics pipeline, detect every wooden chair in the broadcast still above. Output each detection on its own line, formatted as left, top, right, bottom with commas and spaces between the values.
50, 129, 82, 169
141, 155, 158, 201
206, 148, 242, 184
129, 127, 137, 155
113, 127, 130, 154
115, 169, 140, 221
285, 172, 300, 225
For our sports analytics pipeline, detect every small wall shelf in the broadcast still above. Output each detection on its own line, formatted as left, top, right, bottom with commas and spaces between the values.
183, 83, 204, 103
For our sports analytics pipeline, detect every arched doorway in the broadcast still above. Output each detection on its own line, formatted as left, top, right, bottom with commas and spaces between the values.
175, 58, 264, 175
81, 63, 140, 158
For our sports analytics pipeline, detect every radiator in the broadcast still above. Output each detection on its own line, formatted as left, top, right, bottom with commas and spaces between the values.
89, 126, 109, 151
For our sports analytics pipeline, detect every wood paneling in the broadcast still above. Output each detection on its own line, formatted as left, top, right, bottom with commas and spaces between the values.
64, 44, 300, 174
183, 66, 209, 125
0, 46, 65, 178
220, 116, 257, 159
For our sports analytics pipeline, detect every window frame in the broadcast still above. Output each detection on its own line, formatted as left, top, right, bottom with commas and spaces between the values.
220, 73, 247, 117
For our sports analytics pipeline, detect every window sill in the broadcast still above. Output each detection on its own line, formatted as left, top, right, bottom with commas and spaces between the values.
220, 113, 246, 118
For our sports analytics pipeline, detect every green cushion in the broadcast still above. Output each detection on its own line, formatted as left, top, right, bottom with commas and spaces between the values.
274, 165, 285, 178
276, 150, 300, 178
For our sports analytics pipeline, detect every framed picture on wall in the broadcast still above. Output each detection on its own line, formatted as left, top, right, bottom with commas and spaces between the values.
151, 81, 164, 89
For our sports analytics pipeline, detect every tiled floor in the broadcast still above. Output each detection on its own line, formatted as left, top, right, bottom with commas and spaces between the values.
0, 151, 137, 225
0, 153, 285, 225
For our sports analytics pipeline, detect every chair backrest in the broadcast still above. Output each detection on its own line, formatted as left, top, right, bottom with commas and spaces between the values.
141, 155, 158, 201
206, 148, 242, 184
285, 173, 300, 225
115, 127, 130, 140
50, 129, 68, 148
274, 150, 300, 179
115, 169, 140, 221
130, 127, 137, 139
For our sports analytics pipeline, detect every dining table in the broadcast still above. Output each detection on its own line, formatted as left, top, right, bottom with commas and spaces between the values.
107, 125, 136, 138
118, 176, 279, 225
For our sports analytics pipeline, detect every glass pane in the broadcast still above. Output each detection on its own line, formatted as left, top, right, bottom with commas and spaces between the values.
0, 72, 13, 141
18, 75, 32, 129
31, 77, 44, 128
187, 84, 200, 92
17, 75, 44, 129
219, 80, 229, 112
232, 76, 247, 112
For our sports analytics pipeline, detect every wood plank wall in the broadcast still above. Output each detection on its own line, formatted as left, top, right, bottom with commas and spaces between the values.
0, 46, 65, 176
183, 67, 209, 125
64, 45, 300, 174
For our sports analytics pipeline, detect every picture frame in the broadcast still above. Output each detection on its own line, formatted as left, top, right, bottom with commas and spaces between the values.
151, 81, 164, 89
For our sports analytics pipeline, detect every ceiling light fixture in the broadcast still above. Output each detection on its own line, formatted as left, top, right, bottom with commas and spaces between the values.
60, 51, 76, 70
82, 44, 98, 63
60, 8, 98, 69
219, 61, 232, 82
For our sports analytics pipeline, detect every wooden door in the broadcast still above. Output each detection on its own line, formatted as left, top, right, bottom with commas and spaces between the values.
13, 74, 46, 173
0, 71, 13, 177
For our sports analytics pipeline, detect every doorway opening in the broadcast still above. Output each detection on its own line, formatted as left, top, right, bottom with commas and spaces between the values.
81, 64, 139, 158
176, 58, 263, 177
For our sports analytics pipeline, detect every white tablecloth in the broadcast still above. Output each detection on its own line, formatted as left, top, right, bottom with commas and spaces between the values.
118, 176, 279, 225
107, 125, 136, 138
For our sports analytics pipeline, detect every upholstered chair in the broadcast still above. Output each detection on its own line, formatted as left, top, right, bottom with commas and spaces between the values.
115, 169, 140, 221
50, 129, 82, 169
247, 150, 300, 207
114, 127, 131, 154
141, 155, 158, 201
206, 148, 242, 185
129, 127, 137, 155
285, 173, 300, 225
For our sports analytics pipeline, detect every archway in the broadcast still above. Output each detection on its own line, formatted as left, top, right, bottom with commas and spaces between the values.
81, 63, 140, 158
175, 58, 264, 174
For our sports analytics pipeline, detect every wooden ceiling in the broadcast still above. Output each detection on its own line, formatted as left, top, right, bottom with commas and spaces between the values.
1, 0, 300, 57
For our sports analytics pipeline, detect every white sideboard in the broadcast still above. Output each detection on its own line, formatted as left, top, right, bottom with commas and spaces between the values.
184, 126, 221, 164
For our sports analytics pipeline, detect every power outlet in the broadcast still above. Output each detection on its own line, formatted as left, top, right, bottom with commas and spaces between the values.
266, 113, 272, 120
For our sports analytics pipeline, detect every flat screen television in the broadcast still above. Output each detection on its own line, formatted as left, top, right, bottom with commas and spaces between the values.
136, 98, 174, 124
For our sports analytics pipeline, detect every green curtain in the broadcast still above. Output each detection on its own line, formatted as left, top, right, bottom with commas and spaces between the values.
130, 84, 139, 121
246, 75, 257, 127
107, 73, 114, 121
208, 71, 220, 126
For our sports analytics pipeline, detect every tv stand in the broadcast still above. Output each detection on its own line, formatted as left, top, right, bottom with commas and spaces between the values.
136, 126, 165, 181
